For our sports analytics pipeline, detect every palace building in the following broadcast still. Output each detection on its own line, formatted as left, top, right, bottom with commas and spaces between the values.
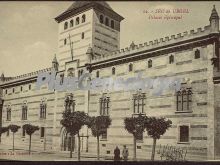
1, 1, 220, 160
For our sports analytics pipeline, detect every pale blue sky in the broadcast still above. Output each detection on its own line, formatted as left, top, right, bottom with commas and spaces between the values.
0, 1, 220, 76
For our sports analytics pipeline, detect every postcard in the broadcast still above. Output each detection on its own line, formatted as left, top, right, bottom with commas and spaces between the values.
0, 1, 219, 162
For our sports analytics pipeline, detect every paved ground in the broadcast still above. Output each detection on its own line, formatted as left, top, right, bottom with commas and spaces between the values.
0, 150, 109, 161
0, 144, 110, 161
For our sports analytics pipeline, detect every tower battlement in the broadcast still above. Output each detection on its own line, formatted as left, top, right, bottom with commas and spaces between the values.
0, 67, 52, 85
91, 24, 212, 63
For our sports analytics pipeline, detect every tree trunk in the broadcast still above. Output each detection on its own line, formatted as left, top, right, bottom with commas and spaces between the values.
13, 132, 15, 151
133, 135, 136, 161
151, 138, 157, 161
97, 136, 100, 160
70, 135, 73, 158
29, 135, 32, 155
77, 133, 80, 161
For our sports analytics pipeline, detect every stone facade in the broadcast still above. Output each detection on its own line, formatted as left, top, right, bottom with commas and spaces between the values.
0, 2, 220, 161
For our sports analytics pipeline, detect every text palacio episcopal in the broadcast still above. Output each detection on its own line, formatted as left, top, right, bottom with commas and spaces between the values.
0, 2, 220, 160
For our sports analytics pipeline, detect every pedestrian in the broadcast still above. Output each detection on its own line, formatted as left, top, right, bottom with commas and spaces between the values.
122, 145, 129, 161
114, 146, 120, 161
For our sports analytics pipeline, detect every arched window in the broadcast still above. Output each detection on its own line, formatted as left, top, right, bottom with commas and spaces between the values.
133, 90, 146, 114
40, 100, 47, 119
70, 20, 74, 27
60, 73, 64, 85
112, 67, 115, 75
12, 88, 14, 93
169, 55, 174, 64
20, 86, 23, 92
78, 70, 81, 78
100, 15, 104, 24
64, 39, 67, 45
80, 70, 83, 76
64, 94, 75, 112
64, 22, 68, 30
129, 63, 133, 72
148, 59, 152, 68
76, 17, 80, 25
96, 71, 99, 78
81, 32, 84, 39
111, 20, 114, 29
195, 49, 200, 59
22, 102, 28, 120
78, 69, 83, 78
29, 84, 31, 90
105, 17, 109, 26
67, 68, 75, 77
6, 105, 11, 121
99, 95, 110, 116
82, 14, 86, 23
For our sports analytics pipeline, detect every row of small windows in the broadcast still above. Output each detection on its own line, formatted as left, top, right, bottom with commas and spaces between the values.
168, 49, 200, 63
64, 14, 86, 30
95, 49, 201, 77
5, 84, 32, 95
6, 102, 47, 121
99, 15, 115, 29
6, 127, 45, 138
63, 32, 85, 45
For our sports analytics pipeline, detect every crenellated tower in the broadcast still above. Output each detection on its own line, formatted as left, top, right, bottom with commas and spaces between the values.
55, 1, 124, 72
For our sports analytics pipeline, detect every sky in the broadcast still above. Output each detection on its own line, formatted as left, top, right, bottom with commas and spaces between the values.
0, 1, 220, 77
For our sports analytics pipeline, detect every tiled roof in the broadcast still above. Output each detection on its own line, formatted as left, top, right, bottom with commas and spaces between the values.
66, 1, 113, 12
55, 1, 124, 23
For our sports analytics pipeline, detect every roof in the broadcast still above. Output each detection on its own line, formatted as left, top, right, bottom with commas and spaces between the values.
55, 1, 124, 23
66, 1, 113, 12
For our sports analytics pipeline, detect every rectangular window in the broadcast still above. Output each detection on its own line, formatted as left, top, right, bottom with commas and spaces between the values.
6, 108, 11, 121
136, 132, 143, 141
60, 74, 64, 85
101, 128, 107, 140
40, 127, 45, 138
179, 125, 189, 143
22, 128, 25, 137
6, 130, 9, 136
